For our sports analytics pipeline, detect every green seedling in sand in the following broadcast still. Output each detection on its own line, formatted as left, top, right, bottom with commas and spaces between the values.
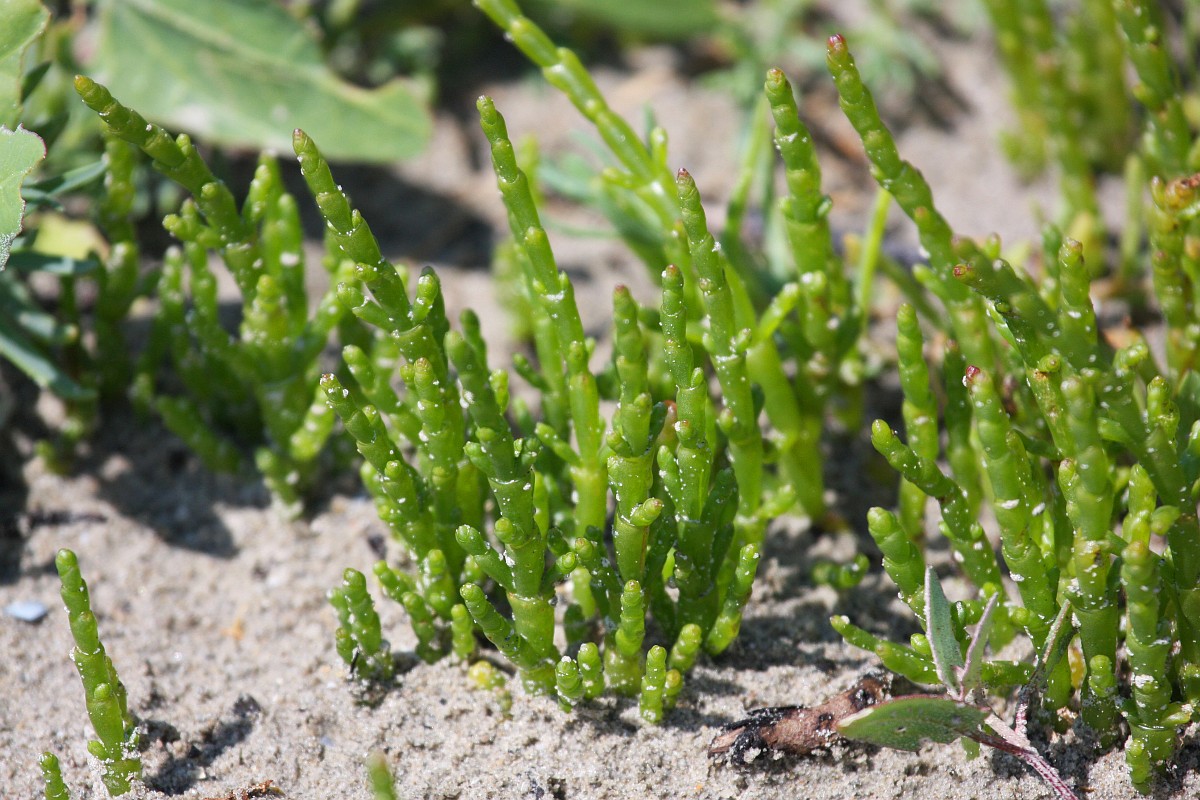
838, 571, 1078, 799
43, 549, 142, 797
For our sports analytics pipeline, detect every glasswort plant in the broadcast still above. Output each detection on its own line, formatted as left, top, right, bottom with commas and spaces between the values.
307, 101, 761, 714
75, 77, 357, 516
49, 549, 142, 797
822, 29, 1200, 793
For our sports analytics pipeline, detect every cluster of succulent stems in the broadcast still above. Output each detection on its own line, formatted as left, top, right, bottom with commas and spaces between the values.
36, 0, 1200, 796
823, 15, 1200, 792
75, 75, 356, 518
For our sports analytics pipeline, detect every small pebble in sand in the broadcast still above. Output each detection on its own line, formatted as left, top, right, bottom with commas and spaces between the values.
4, 599, 49, 623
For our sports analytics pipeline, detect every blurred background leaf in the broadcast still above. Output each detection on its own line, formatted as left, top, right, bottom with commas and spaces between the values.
0, 0, 49, 127
0, 125, 91, 400
529, 0, 719, 38
0, 124, 44, 267
89, 0, 433, 162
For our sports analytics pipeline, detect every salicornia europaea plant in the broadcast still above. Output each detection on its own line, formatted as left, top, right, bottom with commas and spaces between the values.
309, 92, 761, 715
823, 29, 1200, 793
473, 0, 898, 527
74, 77, 356, 516
318, 0, 932, 718
48, 549, 142, 797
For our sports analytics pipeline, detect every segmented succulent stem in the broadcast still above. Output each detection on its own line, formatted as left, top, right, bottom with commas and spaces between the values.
329, 569, 394, 682
56, 550, 141, 796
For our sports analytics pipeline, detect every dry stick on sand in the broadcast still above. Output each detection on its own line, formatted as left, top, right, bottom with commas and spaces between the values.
708, 673, 890, 763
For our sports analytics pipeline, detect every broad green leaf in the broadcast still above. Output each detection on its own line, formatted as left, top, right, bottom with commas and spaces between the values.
924, 566, 963, 693
532, 0, 718, 38
0, 124, 44, 268
92, 0, 431, 163
837, 695, 989, 752
0, 0, 49, 126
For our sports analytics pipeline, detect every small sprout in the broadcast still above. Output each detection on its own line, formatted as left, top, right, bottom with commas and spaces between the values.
838, 572, 1078, 799
366, 752, 398, 800
328, 569, 393, 684
810, 553, 870, 590
467, 660, 513, 714
55, 549, 142, 796
639, 646, 668, 723
40, 753, 70, 800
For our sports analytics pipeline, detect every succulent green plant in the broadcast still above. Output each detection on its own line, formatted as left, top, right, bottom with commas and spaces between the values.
329, 567, 395, 683
474, 0, 897, 528
822, 28, 1200, 793
307, 103, 759, 711
50, 548, 142, 797
316, 0, 927, 720
74, 77, 363, 515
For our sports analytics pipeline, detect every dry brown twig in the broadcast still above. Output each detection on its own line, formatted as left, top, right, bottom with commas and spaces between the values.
708, 673, 891, 763
202, 780, 282, 800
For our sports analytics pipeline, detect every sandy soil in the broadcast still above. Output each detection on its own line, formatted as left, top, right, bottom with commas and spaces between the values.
1, 13, 1195, 800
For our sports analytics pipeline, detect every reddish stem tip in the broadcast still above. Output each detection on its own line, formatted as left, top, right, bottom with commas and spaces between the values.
964, 365, 982, 383
827, 33, 846, 51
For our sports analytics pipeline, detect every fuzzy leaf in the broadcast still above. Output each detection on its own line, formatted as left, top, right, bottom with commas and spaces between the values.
0, 124, 43, 268
959, 592, 999, 694
924, 566, 963, 692
0, 0, 48, 126
837, 695, 989, 752
91, 0, 431, 163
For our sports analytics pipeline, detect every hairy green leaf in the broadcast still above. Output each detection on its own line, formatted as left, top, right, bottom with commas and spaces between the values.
0, 0, 48, 127
92, 0, 432, 162
924, 566, 963, 692
837, 695, 989, 752
960, 592, 999, 694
